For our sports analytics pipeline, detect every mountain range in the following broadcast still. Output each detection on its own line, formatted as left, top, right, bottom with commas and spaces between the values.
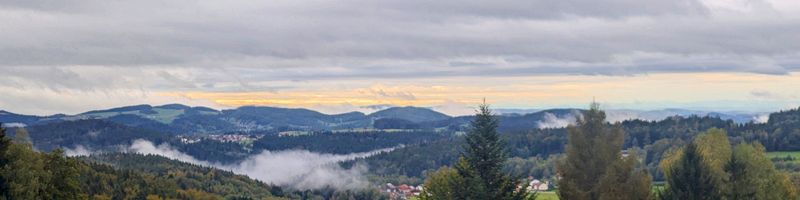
0, 104, 766, 135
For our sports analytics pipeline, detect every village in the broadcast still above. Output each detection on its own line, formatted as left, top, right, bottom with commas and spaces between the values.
177, 134, 264, 144
381, 177, 551, 199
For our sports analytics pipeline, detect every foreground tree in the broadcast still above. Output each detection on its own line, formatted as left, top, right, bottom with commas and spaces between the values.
44, 149, 83, 199
420, 161, 467, 200
557, 102, 652, 200
423, 102, 533, 200
660, 129, 797, 200
2, 128, 49, 199
0, 124, 10, 198
659, 142, 719, 200
461, 103, 510, 199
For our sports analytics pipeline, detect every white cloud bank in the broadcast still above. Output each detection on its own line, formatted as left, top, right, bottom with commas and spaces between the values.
63, 145, 92, 157
127, 139, 392, 190
537, 112, 577, 129
753, 113, 770, 123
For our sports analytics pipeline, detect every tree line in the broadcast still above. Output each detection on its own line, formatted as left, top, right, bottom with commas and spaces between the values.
419, 103, 799, 200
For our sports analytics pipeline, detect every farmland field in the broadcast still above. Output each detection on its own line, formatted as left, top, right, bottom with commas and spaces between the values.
767, 151, 800, 163
537, 191, 559, 200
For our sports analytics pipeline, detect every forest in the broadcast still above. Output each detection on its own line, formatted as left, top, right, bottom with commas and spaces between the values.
0, 126, 388, 200
4, 105, 800, 199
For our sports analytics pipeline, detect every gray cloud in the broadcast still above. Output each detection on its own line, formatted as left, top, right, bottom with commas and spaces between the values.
1, 0, 800, 115
0, 0, 797, 79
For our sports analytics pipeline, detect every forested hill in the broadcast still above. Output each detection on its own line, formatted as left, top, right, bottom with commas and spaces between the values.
0, 128, 387, 200
359, 107, 800, 181
78, 153, 286, 199
0, 105, 452, 134
80, 153, 385, 199
24, 119, 171, 152
0, 128, 286, 200
0, 104, 763, 135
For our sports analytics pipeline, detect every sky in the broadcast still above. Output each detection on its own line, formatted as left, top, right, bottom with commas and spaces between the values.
1, 0, 800, 116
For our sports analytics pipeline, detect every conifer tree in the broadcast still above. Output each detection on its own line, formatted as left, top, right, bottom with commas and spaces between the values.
459, 102, 531, 200
557, 102, 652, 200
0, 124, 10, 198
659, 142, 719, 200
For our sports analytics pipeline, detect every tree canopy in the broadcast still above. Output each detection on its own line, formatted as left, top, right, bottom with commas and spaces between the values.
557, 102, 652, 200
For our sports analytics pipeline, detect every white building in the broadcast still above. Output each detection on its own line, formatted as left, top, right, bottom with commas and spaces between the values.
527, 179, 549, 191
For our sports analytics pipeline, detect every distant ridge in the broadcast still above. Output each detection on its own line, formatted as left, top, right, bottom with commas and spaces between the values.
0, 104, 775, 134
368, 106, 451, 123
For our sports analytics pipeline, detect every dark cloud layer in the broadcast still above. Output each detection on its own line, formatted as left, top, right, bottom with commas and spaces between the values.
0, 0, 798, 79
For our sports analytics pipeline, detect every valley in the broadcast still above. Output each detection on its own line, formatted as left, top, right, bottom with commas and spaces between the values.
2, 104, 799, 199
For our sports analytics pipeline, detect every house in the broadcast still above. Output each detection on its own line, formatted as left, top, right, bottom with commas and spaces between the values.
382, 183, 422, 199
526, 176, 550, 191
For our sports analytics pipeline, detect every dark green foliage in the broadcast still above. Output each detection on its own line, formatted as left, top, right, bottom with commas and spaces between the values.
0, 124, 10, 198
354, 137, 461, 177
80, 153, 281, 199
659, 142, 719, 200
1, 129, 84, 200
458, 103, 531, 200
25, 119, 170, 152
461, 104, 510, 199
44, 149, 83, 199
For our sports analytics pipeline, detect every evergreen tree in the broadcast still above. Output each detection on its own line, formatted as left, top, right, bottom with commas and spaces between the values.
0, 124, 10, 199
459, 103, 531, 200
659, 142, 719, 200
558, 102, 651, 200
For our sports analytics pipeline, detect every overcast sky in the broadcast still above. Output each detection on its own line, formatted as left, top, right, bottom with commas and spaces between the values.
2, 0, 800, 115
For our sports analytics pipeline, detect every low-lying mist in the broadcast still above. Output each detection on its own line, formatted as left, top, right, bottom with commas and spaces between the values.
67, 140, 395, 190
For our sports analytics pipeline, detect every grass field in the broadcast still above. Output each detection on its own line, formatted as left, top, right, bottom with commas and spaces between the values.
767, 151, 800, 163
536, 191, 559, 200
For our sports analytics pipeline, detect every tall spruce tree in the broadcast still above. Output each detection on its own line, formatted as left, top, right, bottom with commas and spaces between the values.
659, 142, 719, 200
459, 103, 530, 200
557, 102, 652, 200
